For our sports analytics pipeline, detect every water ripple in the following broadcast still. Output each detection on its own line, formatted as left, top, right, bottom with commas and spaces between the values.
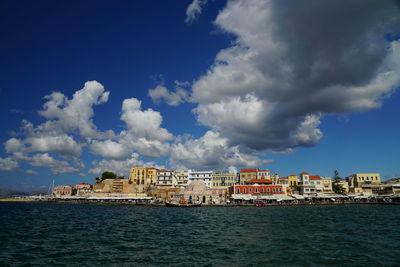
1, 203, 400, 266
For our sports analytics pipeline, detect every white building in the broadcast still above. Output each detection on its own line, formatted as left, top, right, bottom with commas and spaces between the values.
299, 172, 324, 195
188, 170, 213, 188
156, 169, 174, 186
174, 171, 188, 188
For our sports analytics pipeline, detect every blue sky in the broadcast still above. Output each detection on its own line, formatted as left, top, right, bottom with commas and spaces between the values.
0, 0, 399, 191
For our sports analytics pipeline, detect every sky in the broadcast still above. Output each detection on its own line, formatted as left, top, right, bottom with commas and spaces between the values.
0, 0, 400, 191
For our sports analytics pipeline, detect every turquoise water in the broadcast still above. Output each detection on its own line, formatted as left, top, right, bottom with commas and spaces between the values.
0, 203, 399, 266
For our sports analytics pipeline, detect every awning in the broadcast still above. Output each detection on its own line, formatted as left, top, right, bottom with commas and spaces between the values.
290, 194, 305, 200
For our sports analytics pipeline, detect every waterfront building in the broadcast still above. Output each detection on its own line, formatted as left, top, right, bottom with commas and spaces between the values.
178, 181, 227, 204
321, 177, 333, 193
53, 185, 73, 196
156, 169, 175, 186
129, 166, 158, 192
212, 173, 236, 189
174, 171, 188, 188
369, 179, 400, 195
278, 177, 289, 186
383, 178, 400, 184
337, 180, 350, 193
287, 175, 299, 193
232, 184, 286, 195
238, 168, 258, 184
188, 170, 213, 188
245, 179, 273, 185
348, 173, 381, 193
257, 169, 270, 179
299, 172, 324, 195
93, 179, 134, 194
75, 183, 92, 196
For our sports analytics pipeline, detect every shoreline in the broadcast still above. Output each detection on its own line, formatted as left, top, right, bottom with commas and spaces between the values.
1, 198, 399, 206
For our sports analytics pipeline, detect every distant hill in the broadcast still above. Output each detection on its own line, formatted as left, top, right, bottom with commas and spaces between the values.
0, 188, 47, 198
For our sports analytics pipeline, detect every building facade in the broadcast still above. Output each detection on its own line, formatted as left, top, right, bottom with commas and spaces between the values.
174, 171, 188, 188
299, 172, 325, 195
287, 175, 299, 193
231, 184, 286, 195
321, 177, 333, 193
93, 179, 134, 194
156, 169, 175, 186
348, 173, 381, 193
129, 166, 158, 192
178, 181, 227, 204
257, 169, 270, 179
188, 170, 213, 188
53, 185, 73, 196
238, 169, 258, 185
212, 173, 235, 189
75, 183, 92, 196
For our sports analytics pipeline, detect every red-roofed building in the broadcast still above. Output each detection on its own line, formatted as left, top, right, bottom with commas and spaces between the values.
239, 168, 275, 185
53, 185, 73, 197
245, 179, 273, 184
230, 184, 286, 195
75, 183, 92, 196
299, 172, 325, 195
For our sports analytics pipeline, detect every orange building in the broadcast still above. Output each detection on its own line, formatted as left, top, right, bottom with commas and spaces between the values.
53, 185, 73, 196
231, 184, 285, 195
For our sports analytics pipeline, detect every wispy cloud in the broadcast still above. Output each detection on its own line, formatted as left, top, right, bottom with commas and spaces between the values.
185, 0, 207, 24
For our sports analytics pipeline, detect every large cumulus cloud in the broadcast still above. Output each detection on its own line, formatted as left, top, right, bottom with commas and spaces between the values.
190, 0, 400, 152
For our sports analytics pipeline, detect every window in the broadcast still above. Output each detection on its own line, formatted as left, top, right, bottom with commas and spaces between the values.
237, 188, 240, 193
261, 188, 264, 193
249, 188, 252, 193
243, 188, 246, 193
267, 188, 270, 193
255, 188, 258, 193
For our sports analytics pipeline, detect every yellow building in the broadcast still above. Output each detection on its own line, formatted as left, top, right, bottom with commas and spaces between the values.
238, 169, 258, 185
348, 173, 381, 193
321, 177, 333, 193
212, 173, 235, 189
287, 175, 299, 193
129, 167, 158, 192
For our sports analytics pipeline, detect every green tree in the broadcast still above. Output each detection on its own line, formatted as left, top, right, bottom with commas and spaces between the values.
101, 171, 117, 179
95, 171, 118, 183
332, 170, 345, 194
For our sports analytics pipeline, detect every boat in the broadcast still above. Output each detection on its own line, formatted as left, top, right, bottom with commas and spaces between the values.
165, 200, 202, 207
255, 198, 265, 207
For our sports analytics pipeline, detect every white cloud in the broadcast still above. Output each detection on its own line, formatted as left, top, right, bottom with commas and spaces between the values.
89, 153, 162, 177
185, 0, 207, 24
189, 0, 400, 153
169, 131, 272, 170
38, 80, 114, 139
27, 153, 80, 175
89, 140, 131, 160
148, 85, 188, 106
0, 157, 18, 171
88, 97, 173, 160
121, 98, 173, 141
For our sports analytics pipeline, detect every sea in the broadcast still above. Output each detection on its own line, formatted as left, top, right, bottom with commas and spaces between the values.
0, 202, 399, 266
